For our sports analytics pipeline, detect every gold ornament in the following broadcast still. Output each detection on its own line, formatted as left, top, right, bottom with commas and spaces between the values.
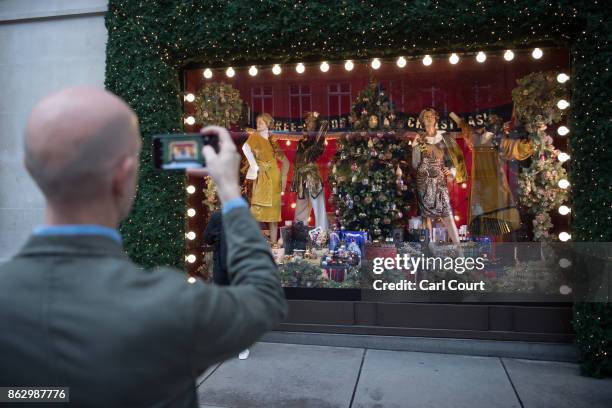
368, 115, 379, 129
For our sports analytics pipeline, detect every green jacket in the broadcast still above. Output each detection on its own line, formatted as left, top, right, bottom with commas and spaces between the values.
0, 207, 287, 407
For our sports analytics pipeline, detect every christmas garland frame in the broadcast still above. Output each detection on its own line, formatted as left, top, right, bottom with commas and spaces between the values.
105, 1, 611, 376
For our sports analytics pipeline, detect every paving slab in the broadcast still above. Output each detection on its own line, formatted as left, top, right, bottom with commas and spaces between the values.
502, 358, 612, 408
197, 342, 363, 408
197, 362, 221, 387
352, 349, 520, 408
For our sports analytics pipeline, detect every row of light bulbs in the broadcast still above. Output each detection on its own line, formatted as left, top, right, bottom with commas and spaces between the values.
201, 48, 549, 80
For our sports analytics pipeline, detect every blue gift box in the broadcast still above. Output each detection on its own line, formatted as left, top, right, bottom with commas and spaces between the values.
339, 231, 368, 254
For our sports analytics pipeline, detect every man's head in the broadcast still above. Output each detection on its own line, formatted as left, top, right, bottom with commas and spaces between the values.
24, 87, 142, 226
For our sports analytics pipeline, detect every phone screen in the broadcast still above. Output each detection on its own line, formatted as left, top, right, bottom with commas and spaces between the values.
153, 134, 208, 170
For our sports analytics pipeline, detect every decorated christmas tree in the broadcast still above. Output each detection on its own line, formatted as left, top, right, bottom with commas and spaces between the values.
329, 82, 413, 240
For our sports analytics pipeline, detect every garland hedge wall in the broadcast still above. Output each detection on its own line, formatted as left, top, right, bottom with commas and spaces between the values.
105, 1, 611, 376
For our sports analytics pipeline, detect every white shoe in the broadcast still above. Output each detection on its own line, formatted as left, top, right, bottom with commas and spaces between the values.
238, 349, 250, 360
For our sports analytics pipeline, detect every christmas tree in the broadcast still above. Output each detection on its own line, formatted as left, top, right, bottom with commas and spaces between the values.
329, 82, 413, 240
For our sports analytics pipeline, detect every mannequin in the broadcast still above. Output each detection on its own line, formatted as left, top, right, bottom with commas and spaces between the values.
412, 108, 462, 245
242, 113, 289, 244
291, 111, 329, 232
450, 113, 533, 237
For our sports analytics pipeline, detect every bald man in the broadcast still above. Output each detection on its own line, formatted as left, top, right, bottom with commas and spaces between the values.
0, 87, 287, 407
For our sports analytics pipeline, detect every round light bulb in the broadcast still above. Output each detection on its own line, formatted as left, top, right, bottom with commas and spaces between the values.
476, 51, 486, 63
320, 61, 330, 72
371, 58, 381, 70
187, 208, 196, 217
291, 203, 296, 209
558, 152, 570, 162
184, 116, 195, 125
454, 215, 460, 221
285, 140, 291, 146
396, 56, 407, 68
558, 205, 571, 215
186, 185, 196, 194
532, 48, 543, 59
558, 232, 571, 242
557, 99, 569, 110
559, 258, 572, 268
186, 231, 196, 240
184, 93, 195, 102
344, 60, 354, 71
557, 126, 570, 136
558, 179, 570, 189
187, 276, 197, 283
559, 285, 572, 295
422, 55, 433, 66
248, 65, 258, 76
296, 63, 305, 74
186, 254, 196, 263
503, 50, 515, 61
203, 68, 212, 79
272, 64, 281, 75
225, 67, 235, 78
557, 73, 570, 83
449, 53, 459, 65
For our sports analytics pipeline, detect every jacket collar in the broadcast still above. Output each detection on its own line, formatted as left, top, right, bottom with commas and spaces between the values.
16, 234, 128, 259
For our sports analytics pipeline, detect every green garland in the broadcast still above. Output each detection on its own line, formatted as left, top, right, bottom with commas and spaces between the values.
512, 71, 570, 241
105, 0, 611, 376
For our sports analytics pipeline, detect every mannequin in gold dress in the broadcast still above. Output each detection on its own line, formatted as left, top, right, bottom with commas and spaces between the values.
242, 113, 289, 244
450, 113, 533, 237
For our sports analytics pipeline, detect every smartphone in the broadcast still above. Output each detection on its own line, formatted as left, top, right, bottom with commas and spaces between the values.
152, 133, 219, 170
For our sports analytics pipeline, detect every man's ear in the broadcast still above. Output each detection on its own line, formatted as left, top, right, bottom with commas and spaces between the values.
112, 156, 136, 196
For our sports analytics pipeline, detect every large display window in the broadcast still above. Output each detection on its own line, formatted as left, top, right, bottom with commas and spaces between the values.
180, 49, 590, 301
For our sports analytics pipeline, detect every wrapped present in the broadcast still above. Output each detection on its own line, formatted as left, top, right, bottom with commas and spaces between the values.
409, 217, 422, 230
339, 231, 368, 254
432, 227, 448, 243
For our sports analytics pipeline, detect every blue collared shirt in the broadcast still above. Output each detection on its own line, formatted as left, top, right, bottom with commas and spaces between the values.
222, 197, 248, 214
33, 224, 123, 244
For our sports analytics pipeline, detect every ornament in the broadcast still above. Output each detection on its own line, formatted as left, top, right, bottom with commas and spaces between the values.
383, 117, 390, 127
368, 115, 379, 129
374, 228, 382, 236
347, 196, 354, 209
351, 175, 358, 183
395, 165, 403, 177
351, 163, 358, 171
397, 212, 403, 219
359, 212, 367, 218
364, 195, 373, 204
368, 139, 374, 148
370, 149, 378, 157
383, 218, 391, 224
362, 178, 369, 185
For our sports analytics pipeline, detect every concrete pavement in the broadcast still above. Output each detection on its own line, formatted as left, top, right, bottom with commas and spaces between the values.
197, 342, 612, 408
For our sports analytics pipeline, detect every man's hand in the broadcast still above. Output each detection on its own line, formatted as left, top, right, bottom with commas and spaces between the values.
442, 167, 453, 178
187, 126, 242, 203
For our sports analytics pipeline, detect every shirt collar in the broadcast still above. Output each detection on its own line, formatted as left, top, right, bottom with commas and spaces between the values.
33, 224, 122, 244
424, 130, 444, 145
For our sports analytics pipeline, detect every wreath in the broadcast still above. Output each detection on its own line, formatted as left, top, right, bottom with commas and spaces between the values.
194, 82, 244, 127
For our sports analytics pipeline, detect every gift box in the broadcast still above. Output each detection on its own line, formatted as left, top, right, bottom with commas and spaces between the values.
339, 231, 368, 254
